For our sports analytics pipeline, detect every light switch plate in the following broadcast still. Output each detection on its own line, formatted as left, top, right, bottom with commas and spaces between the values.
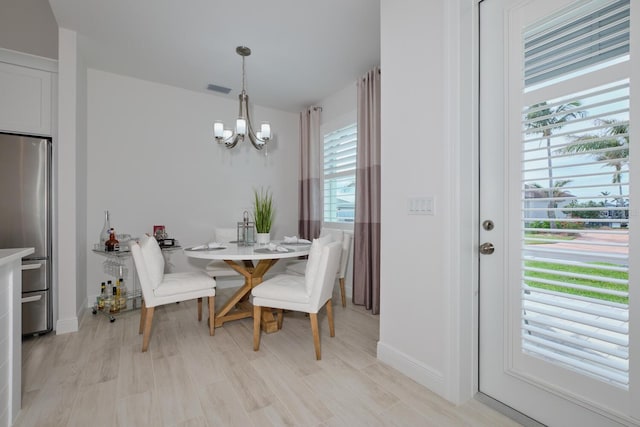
408, 196, 434, 215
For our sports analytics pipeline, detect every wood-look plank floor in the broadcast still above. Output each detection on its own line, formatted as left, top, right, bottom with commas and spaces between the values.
15, 288, 521, 427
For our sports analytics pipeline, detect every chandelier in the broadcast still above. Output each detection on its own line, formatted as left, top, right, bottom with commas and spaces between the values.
213, 46, 272, 150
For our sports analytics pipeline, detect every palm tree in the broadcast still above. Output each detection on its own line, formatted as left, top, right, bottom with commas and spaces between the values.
560, 119, 629, 203
525, 102, 585, 228
526, 180, 574, 227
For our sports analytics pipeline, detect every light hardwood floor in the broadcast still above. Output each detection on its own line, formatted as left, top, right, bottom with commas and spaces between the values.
15, 288, 521, 427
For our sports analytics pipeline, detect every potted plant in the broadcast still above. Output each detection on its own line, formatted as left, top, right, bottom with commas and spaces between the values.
253, 187, 274, 244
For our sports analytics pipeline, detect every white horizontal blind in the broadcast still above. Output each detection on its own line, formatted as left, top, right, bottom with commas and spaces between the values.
524, 0, 629, 88
521, 0, 630, 388
323, 123, 357, 223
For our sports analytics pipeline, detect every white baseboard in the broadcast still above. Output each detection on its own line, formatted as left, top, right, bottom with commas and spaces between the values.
377, 340, 446, 398
55, 316, 78, 334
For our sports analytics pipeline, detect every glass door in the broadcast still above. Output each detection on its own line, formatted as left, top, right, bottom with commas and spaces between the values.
479, 0, 638, 424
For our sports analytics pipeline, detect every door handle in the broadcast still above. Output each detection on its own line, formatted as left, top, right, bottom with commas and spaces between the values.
22, 263, 43, 271
479, 242, 495, 255
22, 294, 43, 303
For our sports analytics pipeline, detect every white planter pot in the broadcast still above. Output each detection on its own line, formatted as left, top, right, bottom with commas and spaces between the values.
256, 232, 270, 245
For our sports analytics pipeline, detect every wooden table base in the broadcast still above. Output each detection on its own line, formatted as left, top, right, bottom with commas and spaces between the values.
213, 258, 280, 333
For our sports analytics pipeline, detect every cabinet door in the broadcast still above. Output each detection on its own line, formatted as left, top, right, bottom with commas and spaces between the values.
0, 62, 52, 135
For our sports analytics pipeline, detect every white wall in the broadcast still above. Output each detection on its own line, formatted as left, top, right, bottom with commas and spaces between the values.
75, 45, 88, 313
0, 0, 58, 59
378, 0, 476, 404
56, 28, 80, 333
85, 70, 299, 300
320, 82, 357, 129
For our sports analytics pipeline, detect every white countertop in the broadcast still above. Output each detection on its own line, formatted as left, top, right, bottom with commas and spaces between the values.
0, 248, 34, 266
0, 247, 33, 427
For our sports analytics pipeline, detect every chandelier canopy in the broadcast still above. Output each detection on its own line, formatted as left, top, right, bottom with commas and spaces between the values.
213, 46, 272, 150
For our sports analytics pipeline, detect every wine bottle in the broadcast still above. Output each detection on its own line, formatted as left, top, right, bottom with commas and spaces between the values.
99, 210, 111, 248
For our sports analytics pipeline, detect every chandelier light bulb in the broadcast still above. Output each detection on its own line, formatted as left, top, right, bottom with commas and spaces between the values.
235, 118, 247, 135
213, 121, 224, 138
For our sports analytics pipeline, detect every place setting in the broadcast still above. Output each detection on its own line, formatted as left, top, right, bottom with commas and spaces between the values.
279, 235, 312, 246
185, 241, 227, 251
254, 243, 294, 254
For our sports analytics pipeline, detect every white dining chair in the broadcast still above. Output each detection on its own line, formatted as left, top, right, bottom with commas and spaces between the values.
204, 227, 240, 279
130, 234, 216, 352
252, 237, 342, 360
286, 228, 353, 307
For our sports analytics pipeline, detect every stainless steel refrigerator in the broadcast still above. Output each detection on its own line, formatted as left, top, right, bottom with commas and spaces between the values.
0, 132, 52, 335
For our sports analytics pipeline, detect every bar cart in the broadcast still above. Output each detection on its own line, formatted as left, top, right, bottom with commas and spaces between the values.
91, 244, 180, 322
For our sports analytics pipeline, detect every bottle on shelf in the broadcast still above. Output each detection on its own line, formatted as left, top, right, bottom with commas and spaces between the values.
97, 281, 106, 310
110, 283, 120, 313
105, 228, 120, 252
106, 280, 113, 311
118, 277, 127, 310
99, 210, 111, 248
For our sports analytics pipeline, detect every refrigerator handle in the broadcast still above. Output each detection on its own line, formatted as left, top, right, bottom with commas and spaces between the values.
22, 294, 43, 303
21, 263, 43, 271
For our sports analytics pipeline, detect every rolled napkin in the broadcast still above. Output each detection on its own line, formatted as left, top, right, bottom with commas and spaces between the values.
283, 236, 311, 244
267, 243, 290, 252
191, 241, 223, 250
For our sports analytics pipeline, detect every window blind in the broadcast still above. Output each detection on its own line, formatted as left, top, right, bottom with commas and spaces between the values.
323, 123, 357, 223
524, 0, 629, 88
521, 0, 630, 388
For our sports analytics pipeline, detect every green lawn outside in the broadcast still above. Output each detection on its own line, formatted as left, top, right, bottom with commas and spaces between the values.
523, 260, 629, 304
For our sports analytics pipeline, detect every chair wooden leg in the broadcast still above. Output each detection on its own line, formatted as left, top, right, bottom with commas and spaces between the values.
339, 277, 346, 307
141, 306, 155, 352
139, 299, 147, 334
208, 296, 215, 336
326, 299, 335, 337
197, 297, 203, 321
253, 304, 262, 351
310, 313, 321, 360
276, 309, 284, 329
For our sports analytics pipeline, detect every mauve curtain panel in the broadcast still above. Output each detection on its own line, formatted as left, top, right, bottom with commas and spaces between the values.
298, 106, 322, 240
353, 66, 381, 314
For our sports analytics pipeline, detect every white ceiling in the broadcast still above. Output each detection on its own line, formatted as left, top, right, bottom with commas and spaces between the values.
48, 0, 380, 113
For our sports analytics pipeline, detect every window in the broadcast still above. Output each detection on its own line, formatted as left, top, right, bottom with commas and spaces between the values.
323, 123, 357, 223
521, 0, 630, 387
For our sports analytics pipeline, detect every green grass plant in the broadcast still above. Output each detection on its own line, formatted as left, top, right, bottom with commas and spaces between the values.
524, 260, 628, 304
253, 187, 274, 233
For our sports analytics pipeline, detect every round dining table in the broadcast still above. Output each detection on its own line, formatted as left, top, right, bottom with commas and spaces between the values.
184, 241, 310, 333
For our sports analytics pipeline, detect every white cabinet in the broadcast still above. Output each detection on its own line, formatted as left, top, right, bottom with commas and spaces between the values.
0, 60, 54, 136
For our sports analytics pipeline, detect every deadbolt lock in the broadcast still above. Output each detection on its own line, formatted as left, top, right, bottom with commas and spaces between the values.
479, 242, 495, 255
482, 220, 495, 231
